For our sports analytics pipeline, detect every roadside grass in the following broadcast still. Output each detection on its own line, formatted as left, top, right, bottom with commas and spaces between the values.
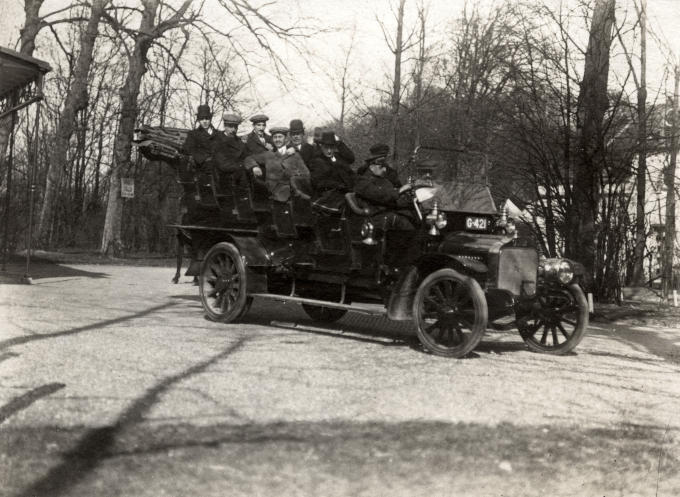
2, 420, 678, 497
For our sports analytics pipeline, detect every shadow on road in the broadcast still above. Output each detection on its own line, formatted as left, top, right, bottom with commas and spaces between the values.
0, 302, 178, 352
587, 326, 680, 366
14, 337, 249, 497
0, 257, 109, 284
0, 383, 65, 424
6, 418, 679, 497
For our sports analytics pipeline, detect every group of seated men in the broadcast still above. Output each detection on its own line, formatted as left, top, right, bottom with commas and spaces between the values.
180, 104, 414, 231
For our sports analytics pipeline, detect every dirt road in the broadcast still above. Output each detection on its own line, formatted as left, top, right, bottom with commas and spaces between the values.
1, 262, 679, 496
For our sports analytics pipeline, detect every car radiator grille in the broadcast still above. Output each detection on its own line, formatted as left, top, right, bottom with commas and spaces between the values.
497, 247, 538, 296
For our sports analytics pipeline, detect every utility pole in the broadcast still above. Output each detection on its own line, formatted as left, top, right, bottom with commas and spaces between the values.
632, 0, 647, 285
662, 65, 679, 298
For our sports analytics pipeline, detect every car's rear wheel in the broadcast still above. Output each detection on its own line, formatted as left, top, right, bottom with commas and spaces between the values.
517, 283, 588, 354
301, 304, 347, 322
413, 268, 487, 358
199, 242, 249, 322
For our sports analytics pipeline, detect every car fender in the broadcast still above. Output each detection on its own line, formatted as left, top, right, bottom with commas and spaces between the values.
386, 255, 488, 321
218, 235, 270, 293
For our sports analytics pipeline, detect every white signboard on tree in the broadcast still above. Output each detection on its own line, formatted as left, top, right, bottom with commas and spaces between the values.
121, 178, 135, 198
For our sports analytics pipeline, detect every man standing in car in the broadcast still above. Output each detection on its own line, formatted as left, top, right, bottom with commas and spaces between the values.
245, 113, 273, 156
182, 104, 220, 173
288, 119, 316, 166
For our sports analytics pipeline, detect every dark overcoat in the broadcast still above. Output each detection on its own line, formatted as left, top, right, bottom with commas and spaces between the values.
287, 141, 317, 166
309, 154, 356, 212
214, 133, 247, 173
245, 130, 273, 156
182, 126, 220, 169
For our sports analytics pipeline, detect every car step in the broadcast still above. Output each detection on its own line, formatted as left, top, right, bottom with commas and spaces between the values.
249, 293, 386, 315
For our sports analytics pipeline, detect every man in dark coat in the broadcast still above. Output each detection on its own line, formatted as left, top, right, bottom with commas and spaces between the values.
182, 104, 221, 173
357, 143, 401, 187
213, 112, 249, 191
309, 131, 356, 213
287, 119, 317, 166
245, 114, 273, 156
354, 157, 414, 230
214, 112, 247, 173
180, 104, 221, 224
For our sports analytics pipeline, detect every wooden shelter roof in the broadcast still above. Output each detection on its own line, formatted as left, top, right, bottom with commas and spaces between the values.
0, 46, 51, 99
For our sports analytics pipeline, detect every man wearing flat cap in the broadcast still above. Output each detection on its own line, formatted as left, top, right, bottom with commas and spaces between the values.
287, 119, 316, 166
358, 143, 401, 188
182, 104, 221, 172
213, 112, 247, 174
243, 125, 309, 202
211, 112, 249, 192
309, 131, 356, 213
245, 113, 273, 156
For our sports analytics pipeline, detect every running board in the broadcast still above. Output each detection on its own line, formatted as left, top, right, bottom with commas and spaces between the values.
249, 293, 386, 316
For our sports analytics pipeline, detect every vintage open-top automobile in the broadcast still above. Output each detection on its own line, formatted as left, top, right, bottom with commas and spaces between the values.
134, 125, 589, 358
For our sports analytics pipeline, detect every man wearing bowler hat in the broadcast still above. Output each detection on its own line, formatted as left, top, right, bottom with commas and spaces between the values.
245, 113, 273, 156
309, 130, 356, 213
288, 119, 316, 166
358, 142, 401, 187
182, 104, 220, 172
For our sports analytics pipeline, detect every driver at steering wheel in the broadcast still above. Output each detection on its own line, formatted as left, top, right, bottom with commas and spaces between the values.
354, 156, 415, 231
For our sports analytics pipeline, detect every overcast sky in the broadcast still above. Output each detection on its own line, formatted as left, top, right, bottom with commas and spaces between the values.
1, 0, 680, 129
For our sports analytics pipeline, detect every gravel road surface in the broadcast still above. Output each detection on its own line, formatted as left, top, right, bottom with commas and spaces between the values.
1, 263, 679, 496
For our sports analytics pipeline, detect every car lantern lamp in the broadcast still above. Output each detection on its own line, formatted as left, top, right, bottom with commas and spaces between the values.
540, 258, 575, 285
425, 201, 447, 236
361, 220, 377, 245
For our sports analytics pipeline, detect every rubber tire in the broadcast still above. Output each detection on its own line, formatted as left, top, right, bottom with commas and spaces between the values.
518, 283, 588, 355
413, 268, 488, 358
301, 304, 348, 323
199, 242, 249, 322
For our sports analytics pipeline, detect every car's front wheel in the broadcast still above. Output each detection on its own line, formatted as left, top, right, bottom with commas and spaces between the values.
517, 283, 588, 354
413, 268, 488, 358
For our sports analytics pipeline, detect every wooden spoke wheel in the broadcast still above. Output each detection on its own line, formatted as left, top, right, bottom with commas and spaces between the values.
413, 268, 487, 358
199, 242, 249, 322
302, 304, 347, 323
517, 283, 588, 355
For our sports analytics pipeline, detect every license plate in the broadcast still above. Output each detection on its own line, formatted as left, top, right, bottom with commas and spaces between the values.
465, 216, 488, 231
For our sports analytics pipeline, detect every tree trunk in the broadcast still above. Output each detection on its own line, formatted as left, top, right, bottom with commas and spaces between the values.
100, 0, 192, 256
37, 0, 107, 246
632, 0, 647, 285
569, 0, 616, 290
662, 66, 679, 298
390, 0, 406, 163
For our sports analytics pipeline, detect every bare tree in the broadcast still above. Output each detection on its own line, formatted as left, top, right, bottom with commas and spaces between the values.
100, 0, 194, 256
378, 0, 418, 162
571, 0, 617, 285
37, 0, 109, 246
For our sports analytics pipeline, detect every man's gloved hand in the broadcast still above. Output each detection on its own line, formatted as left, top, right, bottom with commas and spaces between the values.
252, 166, 263, 177
398, 184, 412, 194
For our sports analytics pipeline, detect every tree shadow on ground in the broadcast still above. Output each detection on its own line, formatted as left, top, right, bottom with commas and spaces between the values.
6, 418, 679, 497
0, 302, 177, 351
12, 337, 249, 497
